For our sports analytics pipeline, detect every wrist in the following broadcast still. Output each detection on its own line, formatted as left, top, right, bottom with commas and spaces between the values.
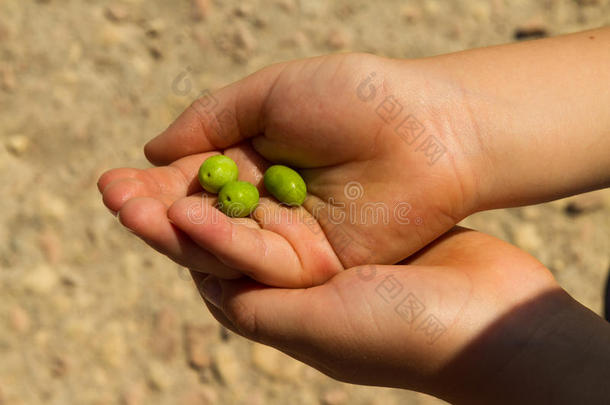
390, 56, 490, 218
426, 29, 610, 211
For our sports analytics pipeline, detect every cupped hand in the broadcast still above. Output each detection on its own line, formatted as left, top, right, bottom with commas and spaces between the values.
193, 227, 576, 403
99, 53, 485, 287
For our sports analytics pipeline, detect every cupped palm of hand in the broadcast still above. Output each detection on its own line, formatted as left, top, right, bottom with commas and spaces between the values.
99, 53, 481, 288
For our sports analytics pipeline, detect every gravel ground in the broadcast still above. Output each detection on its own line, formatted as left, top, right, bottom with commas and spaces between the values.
1, 1, 609, 404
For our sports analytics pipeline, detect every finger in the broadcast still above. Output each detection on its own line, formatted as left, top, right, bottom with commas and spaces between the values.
102, 178, 160, 214
98, 153, 215, 197
99, 152, 218, 213
199, 275, 315, 345
252, 198, 343, 285
194, 272, 330, 376
97, 168, 139, 193
100, 144, 267, 213
193, 233, 561, 391
191, 271, 244, 335
168, 195, 307, 287
198, 265, 469, 380
144, 63, 289, 166
118, 196, 241, 278
196, 267, 426, 351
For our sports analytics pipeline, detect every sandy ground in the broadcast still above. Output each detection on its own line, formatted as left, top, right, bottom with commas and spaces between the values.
1, 1, 609, 404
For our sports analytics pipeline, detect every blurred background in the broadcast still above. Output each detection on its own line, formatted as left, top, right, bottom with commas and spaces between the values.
1, 0, 609, 404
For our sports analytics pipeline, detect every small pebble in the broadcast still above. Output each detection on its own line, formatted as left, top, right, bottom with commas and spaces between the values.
513, 223, 542, 252
147, 361, 172, 391
22, 265, 59, 294
150, 308, 178, 361
211, 346, 241, 386
99, 323, 127, 368
326, 29, 350, 50
10, 306, 31, 334
121, 382, 147, 405
39, 229, 62, 265
105, 5, 129, 22
100, 25, 128, 47
321, 388, 348, 405
37, 192, 68, 220
234, 24, 257, 53
179, 387, 217, 405
400, 6, 421, 23
145, 19, 166, 38
5, 135, 30, 156
0, 67, 16, 91
251, 343, 302, 381
184, 323, 215, 370
520, 206, 541, 220
276, 0, 296, 13
192, 0, 211, 21
281, 31, 309, 48
565, 192, 604, 216
233, 4, 253, 17
148, 46, 162, 60
50, 356, 68, 378
423, 0, 441, 16
514, 21, 548, 40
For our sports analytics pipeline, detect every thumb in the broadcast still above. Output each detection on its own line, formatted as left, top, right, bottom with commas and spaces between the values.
144, 62, 288, 166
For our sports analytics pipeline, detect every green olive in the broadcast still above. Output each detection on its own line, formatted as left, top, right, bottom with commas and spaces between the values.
263, 165, 307, 206
218, 181, 259, 218
198, 155, 239, 194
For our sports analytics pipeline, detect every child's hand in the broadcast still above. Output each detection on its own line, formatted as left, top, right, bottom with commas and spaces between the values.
99, 28, 610, 288
99, 54, 481, 287
193, 228, 610, 404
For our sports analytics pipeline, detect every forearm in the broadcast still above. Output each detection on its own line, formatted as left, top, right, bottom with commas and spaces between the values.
424, 27, 610, 209
489, 294, 610, 404
438, 291, 610, 405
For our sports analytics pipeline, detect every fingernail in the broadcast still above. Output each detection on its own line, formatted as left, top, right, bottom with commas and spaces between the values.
201, 276, 222, 308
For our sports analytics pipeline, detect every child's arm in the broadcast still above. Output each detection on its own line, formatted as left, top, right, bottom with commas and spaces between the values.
99, 28, 610, 288
97, 28, 610, 401
145, 27, 610, 211
196, 228, 610, 404
414, 27, 610, 209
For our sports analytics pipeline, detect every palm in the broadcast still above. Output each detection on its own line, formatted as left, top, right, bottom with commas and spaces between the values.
239, 54, 478, 268
99, 54, 479, 287
199, 227, 562, 398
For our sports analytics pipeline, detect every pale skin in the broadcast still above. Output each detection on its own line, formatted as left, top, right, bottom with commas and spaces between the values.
98, 28, 610, 403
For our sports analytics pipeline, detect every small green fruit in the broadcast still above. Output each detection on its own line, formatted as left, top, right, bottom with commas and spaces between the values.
198, 155, 239, 194
218, 181, 259, 218
263, 165, 307, 206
